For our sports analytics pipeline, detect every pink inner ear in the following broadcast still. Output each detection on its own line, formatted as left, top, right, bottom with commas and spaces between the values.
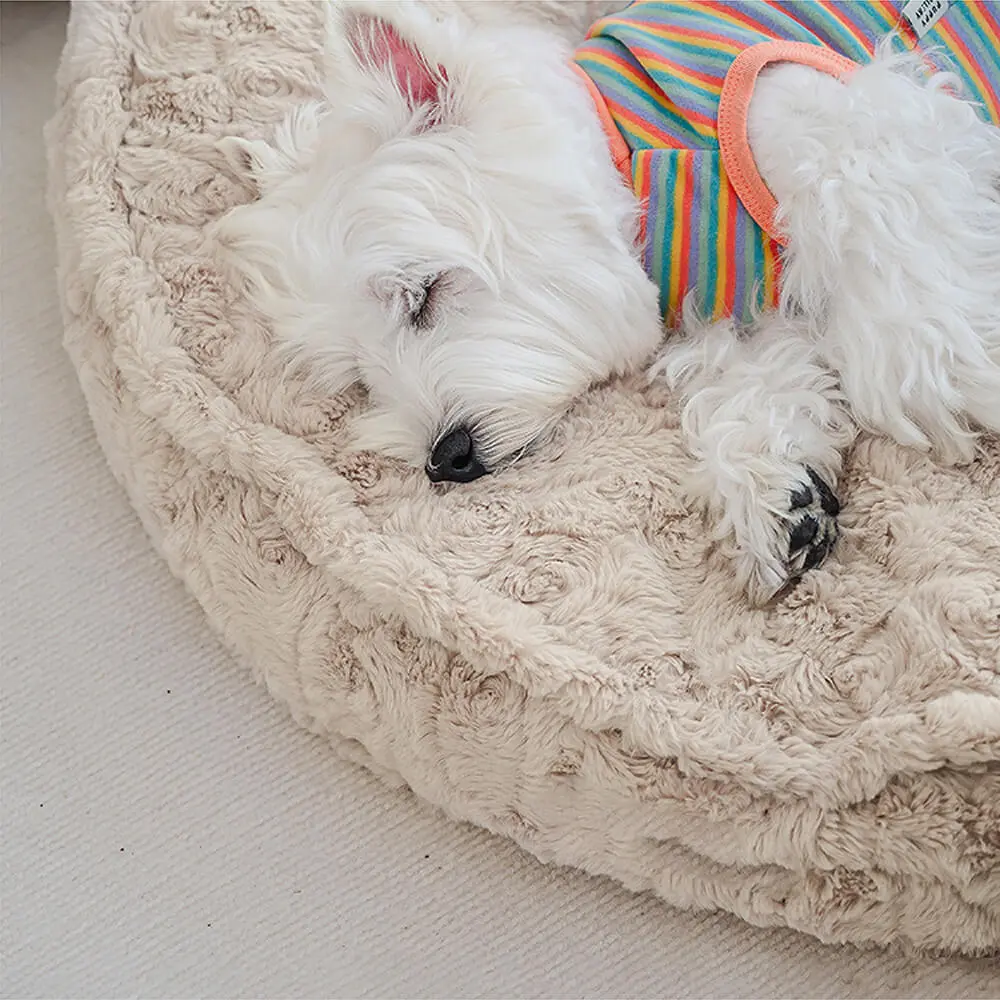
363, 19, 446, 107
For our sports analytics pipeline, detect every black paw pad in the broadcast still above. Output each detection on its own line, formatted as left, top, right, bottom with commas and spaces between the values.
802, 533, 835, 572
785, 469, 842, 584
788, 515, 819, 553
789, 484, 813, 510
806, 466, 841, 517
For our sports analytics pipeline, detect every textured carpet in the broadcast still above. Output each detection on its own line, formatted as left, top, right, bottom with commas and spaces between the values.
4, 5, 996, 995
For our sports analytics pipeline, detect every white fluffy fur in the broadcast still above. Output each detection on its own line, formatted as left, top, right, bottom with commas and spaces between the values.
215, 0, 661, 474
213, 1, 1000, 604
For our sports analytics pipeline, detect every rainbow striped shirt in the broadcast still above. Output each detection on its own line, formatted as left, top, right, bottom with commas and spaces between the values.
573, 1, 1000, 326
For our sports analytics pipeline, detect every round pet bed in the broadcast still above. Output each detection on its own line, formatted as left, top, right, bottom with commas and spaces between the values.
46, 0, 1000, 955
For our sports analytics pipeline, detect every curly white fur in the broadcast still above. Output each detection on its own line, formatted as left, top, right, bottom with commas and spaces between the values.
213, 1, 1000, 604
214, 0, 661, 474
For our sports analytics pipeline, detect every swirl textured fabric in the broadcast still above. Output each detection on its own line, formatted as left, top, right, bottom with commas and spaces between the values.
46, 0, 1000, 956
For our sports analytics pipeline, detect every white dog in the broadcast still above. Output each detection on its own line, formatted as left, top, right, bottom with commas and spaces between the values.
214, 0, 1000, 604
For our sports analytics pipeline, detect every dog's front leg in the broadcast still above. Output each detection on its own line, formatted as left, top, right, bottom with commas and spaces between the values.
749, 57, 1000, 464
652, 314, 856, 605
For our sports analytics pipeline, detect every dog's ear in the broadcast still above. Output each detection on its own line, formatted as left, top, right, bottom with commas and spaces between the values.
345, 12, 447, 112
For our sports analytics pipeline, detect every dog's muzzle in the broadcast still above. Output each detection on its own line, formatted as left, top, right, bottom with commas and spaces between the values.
426, 426, 487, 483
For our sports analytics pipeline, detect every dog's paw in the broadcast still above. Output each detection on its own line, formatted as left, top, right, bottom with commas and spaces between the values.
786, 466, 840, 577
730, 465, 841, 607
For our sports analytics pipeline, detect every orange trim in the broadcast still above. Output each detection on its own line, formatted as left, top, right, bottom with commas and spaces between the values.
571, 62, 633, 188
717, 40, 859, 246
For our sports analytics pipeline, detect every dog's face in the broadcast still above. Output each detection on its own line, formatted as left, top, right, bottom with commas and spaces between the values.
217, 1, 662, 480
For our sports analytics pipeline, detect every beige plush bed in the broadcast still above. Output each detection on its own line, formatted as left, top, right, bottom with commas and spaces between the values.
45, 0, 1000, 956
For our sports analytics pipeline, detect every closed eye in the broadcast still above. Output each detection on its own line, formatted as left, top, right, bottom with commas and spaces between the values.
407, 273, 442, 331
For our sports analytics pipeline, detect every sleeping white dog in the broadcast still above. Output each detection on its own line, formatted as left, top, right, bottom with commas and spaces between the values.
214, 0, 1000, 604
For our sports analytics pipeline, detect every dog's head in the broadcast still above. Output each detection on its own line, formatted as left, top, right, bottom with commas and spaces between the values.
216, 1, 662, 481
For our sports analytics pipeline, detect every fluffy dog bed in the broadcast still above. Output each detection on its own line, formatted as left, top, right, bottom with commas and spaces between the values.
46, 0, 1000, 956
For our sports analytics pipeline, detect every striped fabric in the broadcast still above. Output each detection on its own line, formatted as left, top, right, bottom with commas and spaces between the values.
573, 1, 1000, 326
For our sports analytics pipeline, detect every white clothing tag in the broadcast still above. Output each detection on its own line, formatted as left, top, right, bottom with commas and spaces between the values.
901, 0, 950, 38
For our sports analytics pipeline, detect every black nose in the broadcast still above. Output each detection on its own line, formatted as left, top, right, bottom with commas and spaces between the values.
426, 426, 488, 483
